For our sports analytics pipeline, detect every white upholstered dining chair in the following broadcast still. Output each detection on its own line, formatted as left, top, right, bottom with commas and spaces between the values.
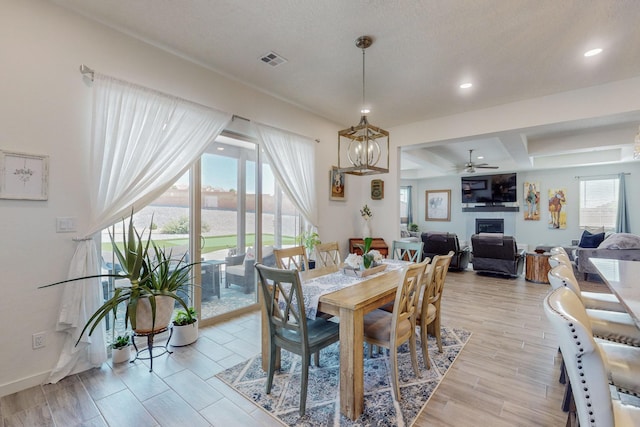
544, 287, 640, 426
548, 263, 626, 313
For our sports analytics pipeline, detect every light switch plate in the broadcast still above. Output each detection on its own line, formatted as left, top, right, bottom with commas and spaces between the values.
56, 217, 77, 233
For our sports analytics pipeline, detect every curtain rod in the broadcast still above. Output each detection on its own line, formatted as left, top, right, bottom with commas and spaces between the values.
574, 172, 630, 179
79, 64, 94, 81
79, 65, 320, 143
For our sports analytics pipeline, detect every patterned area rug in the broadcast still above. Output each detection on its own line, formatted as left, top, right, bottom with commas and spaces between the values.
216, 326, 471, 426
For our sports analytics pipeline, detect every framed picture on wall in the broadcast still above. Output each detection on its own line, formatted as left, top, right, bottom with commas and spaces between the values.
330, 166, 346, 201
425, 189, 451, 221
0, 150, 49, 200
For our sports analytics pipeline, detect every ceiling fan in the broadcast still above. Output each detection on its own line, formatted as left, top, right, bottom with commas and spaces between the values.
463, 149, 499, 173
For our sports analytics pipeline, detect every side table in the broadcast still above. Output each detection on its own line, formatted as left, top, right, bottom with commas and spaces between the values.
525, 252, 551, 284
349, 238, 389, 258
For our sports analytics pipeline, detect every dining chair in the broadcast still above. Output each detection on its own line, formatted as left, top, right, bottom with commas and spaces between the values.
391, 240, 424, 262
255, 263, 340, 416
315, 241, 342, 268
550, 246, 569, 257
548, 252, 572, 268
416, 251, 453, 367
363, 259, 428, 401
548, 266, 640, 412
544, 287, 640, 426
274, 246, 309, 271
548, 263, 626, 313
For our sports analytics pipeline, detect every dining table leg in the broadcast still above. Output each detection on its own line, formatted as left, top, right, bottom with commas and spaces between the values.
339, 306, 364, 420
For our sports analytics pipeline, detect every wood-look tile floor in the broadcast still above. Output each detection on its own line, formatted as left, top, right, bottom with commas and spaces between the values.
0, 271, 626, 426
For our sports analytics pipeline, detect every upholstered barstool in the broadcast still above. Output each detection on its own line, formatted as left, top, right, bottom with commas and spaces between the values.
544, 287, 640, 425
549, 263, 626, 313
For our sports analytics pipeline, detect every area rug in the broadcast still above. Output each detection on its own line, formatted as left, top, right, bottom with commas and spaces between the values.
216, 326, 471, 426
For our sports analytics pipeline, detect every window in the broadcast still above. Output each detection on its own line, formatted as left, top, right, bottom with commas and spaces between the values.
579, 178, 619, 230
399, 187, 409, 224
400, 186, 412, 225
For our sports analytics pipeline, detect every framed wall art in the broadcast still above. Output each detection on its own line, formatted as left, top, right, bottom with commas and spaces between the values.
425, 189, 451, 221
0, 150, 49, 200
330, 166, 346, 201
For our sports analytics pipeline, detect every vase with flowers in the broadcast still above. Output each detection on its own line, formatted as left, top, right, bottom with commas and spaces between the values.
360, 204, 373, 238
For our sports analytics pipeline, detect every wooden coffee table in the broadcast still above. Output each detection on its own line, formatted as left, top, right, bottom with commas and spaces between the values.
525, 251, 551, 284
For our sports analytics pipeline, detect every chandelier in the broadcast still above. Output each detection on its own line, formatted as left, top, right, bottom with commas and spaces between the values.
337, 36, 389, 175
634, 125, 640, 160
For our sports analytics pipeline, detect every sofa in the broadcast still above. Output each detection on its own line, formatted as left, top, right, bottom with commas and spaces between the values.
225, 246, 276, 293
470, 233, 525, 277
574, 233, 640, 280
421, 232, 470, 271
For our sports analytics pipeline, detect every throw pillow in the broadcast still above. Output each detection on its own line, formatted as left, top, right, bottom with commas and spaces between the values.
578, 230, 605, 248
598, 233, 640, 249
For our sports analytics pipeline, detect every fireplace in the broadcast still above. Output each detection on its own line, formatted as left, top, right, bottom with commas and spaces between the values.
476, 218, 504, 234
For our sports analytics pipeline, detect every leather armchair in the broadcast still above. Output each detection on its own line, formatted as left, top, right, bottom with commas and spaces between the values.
421, 232, 470, 271
470, 233, 525, 277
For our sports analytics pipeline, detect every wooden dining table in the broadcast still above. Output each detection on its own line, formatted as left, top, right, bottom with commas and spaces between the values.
590, 258, 640, 328
260, 262, 405, 420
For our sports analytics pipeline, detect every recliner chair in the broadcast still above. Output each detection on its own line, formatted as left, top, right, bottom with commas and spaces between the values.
421, 232, 470, 270
470, 233, 525, 277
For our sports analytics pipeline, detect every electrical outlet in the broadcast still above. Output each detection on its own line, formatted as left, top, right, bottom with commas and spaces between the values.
32, 332, 46, 349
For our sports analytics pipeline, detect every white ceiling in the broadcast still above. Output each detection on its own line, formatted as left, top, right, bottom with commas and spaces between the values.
51, 0, 640, 177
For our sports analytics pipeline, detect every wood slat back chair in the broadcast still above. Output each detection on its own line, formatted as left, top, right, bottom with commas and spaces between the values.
362, 259, 428, 401
274, 246, 309, 271
416, 251, 454, 368
315, 241, 341, 268
255, 263, 340, 416
544, 287, 640, 426
391, 240, 424, 262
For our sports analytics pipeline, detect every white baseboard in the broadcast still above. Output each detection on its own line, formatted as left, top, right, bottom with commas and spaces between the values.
0, 370, 51, 398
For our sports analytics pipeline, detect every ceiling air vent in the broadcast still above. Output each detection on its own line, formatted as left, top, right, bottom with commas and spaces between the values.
259, 51, 287, 67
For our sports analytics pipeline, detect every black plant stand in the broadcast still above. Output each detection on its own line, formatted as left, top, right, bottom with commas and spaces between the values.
131, 326, 173, 372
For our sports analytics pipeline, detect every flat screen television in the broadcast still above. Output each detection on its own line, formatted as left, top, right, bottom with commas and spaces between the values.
461, 172, 517, 204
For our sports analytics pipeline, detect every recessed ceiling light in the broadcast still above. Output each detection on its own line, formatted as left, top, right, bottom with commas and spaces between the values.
459, 82, 473, 89
217, 147, 224, 151
584, 48, 603, 57
477, 155, 484, 160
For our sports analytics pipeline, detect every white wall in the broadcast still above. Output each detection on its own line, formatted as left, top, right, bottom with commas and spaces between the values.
0, 0, 358, 396
411, 162, 640, 249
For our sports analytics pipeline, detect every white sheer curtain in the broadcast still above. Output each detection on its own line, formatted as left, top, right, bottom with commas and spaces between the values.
48, 74, 232, 383
253, 123, 318, 228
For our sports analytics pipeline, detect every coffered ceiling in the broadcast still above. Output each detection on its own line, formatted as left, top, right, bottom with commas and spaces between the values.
51, 0, 640, 177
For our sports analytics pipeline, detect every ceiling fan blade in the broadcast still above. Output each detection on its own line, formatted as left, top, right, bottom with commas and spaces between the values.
476, 165, 499, 169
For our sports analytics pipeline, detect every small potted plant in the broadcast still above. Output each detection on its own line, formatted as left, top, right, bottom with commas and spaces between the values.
171, 307, 198, 346
111, 334, 131, 364
299, 230, 321, 269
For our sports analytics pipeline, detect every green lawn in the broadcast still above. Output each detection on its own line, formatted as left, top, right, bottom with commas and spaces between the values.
103, 234, 296, 254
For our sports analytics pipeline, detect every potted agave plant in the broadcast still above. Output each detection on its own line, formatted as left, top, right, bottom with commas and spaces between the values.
171, 307, 198, 346
40, 212, 196, 346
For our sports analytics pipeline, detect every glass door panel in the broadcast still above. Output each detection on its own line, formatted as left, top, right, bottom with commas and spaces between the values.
198, 136, 258, 324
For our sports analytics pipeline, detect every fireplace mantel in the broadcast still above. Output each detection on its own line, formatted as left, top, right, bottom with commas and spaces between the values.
462, 206, 519, 212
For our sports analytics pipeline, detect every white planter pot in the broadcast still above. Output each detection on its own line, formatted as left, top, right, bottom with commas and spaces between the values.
112, 346, 130, 364
171, 319, 199, 346
134, 296, 174, 334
